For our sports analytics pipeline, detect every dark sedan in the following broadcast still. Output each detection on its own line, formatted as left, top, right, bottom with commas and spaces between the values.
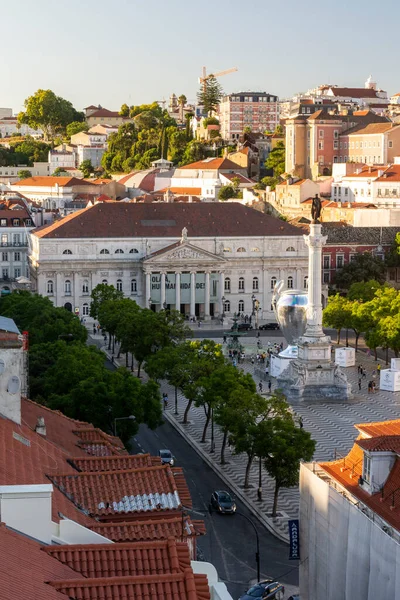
259, 323, 280, 330
239, 579, 284, 600
210, 490, 236, 514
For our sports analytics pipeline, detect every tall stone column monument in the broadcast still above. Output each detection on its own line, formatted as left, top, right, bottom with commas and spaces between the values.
277, 196, 352, 402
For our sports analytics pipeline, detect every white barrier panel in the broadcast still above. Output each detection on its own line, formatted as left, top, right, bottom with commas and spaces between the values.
391, 358, 400, 371
335, 347, 356, 367
380, 369, 400, 392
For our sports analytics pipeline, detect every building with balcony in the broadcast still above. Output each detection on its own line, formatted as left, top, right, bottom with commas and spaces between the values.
332, 164, 400, 206
0, 203, 34, 293
29, 202, 309, 320
219, 92, 279, 142
300, 418, 400, 600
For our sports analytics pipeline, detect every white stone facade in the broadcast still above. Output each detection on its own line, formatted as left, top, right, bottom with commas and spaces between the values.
29, 233, 309, 321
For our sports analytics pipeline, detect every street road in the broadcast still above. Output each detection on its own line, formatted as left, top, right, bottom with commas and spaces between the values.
88, 333, 299, 598
131, 421, 299, 599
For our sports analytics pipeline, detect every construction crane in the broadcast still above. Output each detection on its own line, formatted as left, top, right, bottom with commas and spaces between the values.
198, 66, 238, 93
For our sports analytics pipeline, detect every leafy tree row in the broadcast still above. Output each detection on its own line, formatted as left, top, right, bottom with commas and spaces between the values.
323, 280, 400, 362
0, 291, 162, 444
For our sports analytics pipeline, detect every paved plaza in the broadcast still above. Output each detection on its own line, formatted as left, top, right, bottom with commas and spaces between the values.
93, 325, 400, 541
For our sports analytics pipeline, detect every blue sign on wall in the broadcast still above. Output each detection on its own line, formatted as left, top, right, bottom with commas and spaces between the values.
288, 519, 300, 560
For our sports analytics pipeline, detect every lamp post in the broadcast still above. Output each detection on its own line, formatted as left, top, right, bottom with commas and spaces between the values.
257, 455, 262, 501
235, 512, 261, 582
210, 406, 215, 453
114, 415, 136, 437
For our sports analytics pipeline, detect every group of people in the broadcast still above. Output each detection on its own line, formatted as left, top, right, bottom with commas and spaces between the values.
357, 363, 381, 392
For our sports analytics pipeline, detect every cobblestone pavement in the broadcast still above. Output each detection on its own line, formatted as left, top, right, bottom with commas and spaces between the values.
93, 326, 400, 541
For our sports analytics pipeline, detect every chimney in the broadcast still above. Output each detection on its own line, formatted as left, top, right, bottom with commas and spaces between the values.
378, 170, 384, 177
35, 416, 46, 436
0, 484, 53, 544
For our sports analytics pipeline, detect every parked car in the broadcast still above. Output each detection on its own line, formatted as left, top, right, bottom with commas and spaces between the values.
239, 580, 284, 600
159, 449, 174, 466
232, 323, 253, 331
210, 490, 236, 514
259, 323, 280, 330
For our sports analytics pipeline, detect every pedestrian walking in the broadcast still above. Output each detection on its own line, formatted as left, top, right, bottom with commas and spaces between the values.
299, 416, 304, 429
357, 365, 361, 375
251, 357, 255, 365
198, 320, 201, 328
377, 363, 381, 373
93, 324, 96, 335
259, 381, 263, 393
268, 379, 272, 393
367, 381, 372, 394
372, 381, 376, 393
163, 393, 168, 410
363, 369, 367, 379
358, 378, 362, 391
257, 331, 260, 339
223, 335, 227, 344
265, 365, 269, 377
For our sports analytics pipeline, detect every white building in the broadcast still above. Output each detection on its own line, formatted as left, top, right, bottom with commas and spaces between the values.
332, 163, 400, 205
70, 131, 107, 168
10, 176, 99, 210
49, 147, 76, 173
0, 203, 34, 292
300, 418, 400, 600
0, 162, 50, 182
29, 202, 308, 320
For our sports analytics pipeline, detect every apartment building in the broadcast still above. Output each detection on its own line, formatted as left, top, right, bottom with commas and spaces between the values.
333, 164, 400, 206
285, 110, 389, 179
219, 91, 279, 141
338, 122, 400, 164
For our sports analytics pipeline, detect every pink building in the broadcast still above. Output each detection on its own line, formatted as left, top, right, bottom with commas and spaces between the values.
219, 92, 279, 142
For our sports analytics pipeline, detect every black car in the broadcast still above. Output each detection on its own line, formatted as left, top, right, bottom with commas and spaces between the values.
239, 579, 285, 600
232, 323, 253, 331
259, 323, 280, 330
210, 490, 236, 514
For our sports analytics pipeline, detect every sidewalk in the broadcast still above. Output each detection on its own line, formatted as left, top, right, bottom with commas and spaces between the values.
92, 327, 400, 543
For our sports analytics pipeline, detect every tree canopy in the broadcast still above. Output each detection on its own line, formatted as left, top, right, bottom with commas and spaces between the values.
197, 75, 223, 116
334, 253, 387, 290
18, 89, 84, 141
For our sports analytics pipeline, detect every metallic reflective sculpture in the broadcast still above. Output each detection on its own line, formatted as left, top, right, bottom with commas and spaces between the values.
273, 281, 308, 358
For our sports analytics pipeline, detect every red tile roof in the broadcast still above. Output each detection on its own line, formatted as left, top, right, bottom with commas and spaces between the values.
70, 453, 160, 472
89, 513, 206, 542
12, 176, 94, 188
0, 415, 92, 526
48, 465, 192, 517
221, 172, 255, 184
356, 418, 400, 438
88, 109, 122, 119
159, 187, 202, 195
376, 165, 400, 182
329, 87, 381, 98
347, 123, 395, 136
48, 569, 210, 600
32, 202, 303, 239
44, 539, 192, 578
0, 524, 83, 600
343, 165, 387, 179
180, 157, 243, 170
356, 435, 400, 453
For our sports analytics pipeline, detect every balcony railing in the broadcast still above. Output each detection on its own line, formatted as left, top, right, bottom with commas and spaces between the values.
0, 242, 28, 248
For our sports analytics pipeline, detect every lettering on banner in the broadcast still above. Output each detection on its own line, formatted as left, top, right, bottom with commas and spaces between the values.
288, 519, 300, 560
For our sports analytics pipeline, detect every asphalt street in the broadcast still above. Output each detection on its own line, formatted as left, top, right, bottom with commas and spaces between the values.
131, 421, 298, 599
89, 333, 299, 598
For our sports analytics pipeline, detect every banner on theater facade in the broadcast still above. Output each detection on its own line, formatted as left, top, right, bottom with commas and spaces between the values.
288, 519, 300, 560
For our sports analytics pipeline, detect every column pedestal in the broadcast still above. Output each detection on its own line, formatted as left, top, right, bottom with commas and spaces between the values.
204, 272, 210, 320
145, 272, 151, 308
277, 223, 351, 402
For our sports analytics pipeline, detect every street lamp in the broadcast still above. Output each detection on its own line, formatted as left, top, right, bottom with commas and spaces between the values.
258, 456, 262, 501
236, 511, 261, 582
114, 415, 136, 437
210, 406, 215, 453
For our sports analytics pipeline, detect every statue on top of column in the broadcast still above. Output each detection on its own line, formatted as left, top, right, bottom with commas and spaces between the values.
311, 194, 322, 223
181, 227, 188, 243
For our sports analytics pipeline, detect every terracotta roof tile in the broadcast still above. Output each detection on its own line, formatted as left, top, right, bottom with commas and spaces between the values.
356, 418, 400, 438
158, 187, 202, 195
356, 435, 400, 453
12, 176, 93, 187
44, 539, 191, 578
70, 453, 160, 472
347, 123, 395, 136
0, 415, 92, 526
31, 202, 303, 239
329, 87, 381, 98
89, 514, 206, 542
180, 157, 243, 170
48, 569, 210, 600
48, 465, 192, 517
0, 524, 83, 600
221, 173, 255, 184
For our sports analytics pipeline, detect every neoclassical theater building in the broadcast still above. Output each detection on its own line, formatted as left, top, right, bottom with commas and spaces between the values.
29, 203, 309, 321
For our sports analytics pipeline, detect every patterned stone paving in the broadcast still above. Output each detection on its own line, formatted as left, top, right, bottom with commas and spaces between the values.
94, 326, 400, 541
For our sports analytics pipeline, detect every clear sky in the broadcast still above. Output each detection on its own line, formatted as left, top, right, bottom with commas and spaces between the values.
3, 0, 400, 113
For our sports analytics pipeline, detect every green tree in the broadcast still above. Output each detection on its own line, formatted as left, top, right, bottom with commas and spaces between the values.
17, 169, 32, 180
18, 89, 83, 141
197, 75, 223, 116
265, 141, 285, 178
119, 103, 130, 117
66, 121, 89, 139
134, 111, 159, 131
334, 253, 387, 290
264, 419, 315, 517
180, 140, 208, 166
229, 392, 292, 488
11, 137, 50, 165
347, 280, 384, 302
80, 159, 94, 178
90, 283, 124, 320
218, 185, 236, 201
322, 294, 352, 344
